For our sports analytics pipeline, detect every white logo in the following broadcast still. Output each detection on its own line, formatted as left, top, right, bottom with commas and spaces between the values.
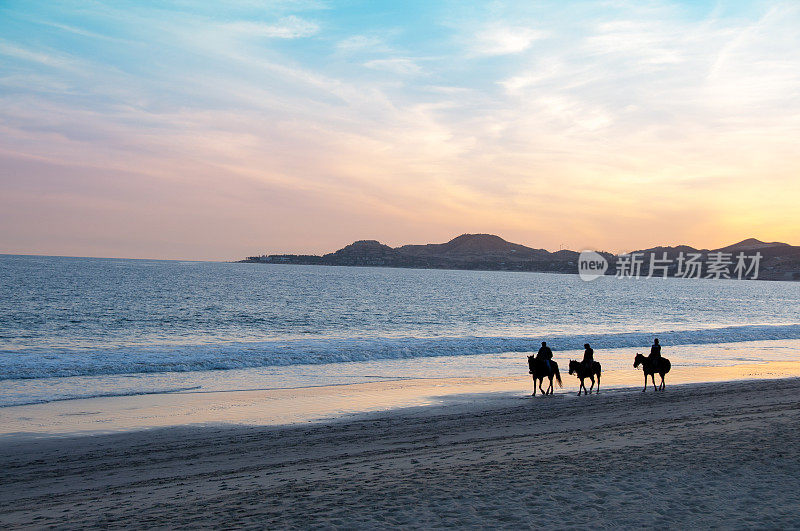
578, 250, 608, 281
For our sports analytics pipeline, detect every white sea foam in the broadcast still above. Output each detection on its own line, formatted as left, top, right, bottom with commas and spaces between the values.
2, 324, 799, 380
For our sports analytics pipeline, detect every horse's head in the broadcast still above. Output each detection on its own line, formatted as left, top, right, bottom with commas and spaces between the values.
633, 353, 644, 368
568, 360, 578, 375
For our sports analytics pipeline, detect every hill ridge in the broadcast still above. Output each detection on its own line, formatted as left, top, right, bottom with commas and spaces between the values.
243, 234, 800, 281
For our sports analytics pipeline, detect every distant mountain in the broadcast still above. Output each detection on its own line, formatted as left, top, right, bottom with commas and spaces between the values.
396, 234, 552, 261
242, 234, 800, 280
716, 238, 791, 252
246, 234, 580, 273
635, 245, 700, 256
327, 240, 396, 259
552, 249, 580, 260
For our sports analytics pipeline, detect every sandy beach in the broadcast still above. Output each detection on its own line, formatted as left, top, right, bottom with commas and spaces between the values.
4, 0, 800, 528
2, 376, 800, 528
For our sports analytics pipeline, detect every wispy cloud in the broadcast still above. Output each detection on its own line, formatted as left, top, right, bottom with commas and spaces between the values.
473, 25, 546, 55
336, 34, 387, 53
1, 1, 799, 259
224, 16, 319, 39
363, 57, 421, 75
0, 41, 76, 69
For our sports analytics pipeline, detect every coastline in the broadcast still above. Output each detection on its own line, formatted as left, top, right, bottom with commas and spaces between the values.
2, 376, 799, 528
238, 233, 800, 282
237, 260, 800, 282
3, 359, 800, 438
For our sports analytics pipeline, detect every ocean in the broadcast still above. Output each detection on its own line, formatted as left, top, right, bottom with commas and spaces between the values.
2, 254, 800, 407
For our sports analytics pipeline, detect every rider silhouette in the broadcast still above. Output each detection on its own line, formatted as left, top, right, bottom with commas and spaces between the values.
648, 338, 661, 368
536, 341, 553, 372
582, 343, 594, 371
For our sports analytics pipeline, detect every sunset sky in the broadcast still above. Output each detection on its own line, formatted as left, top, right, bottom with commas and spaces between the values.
1, 0, 799, 260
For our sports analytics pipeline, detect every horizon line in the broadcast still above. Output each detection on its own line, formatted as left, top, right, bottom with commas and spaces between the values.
2, 234, 794, 263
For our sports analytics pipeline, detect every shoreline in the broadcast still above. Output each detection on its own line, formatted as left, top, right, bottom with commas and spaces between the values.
2, 377, 799, 527
236, 253, 800, 282
3, 359, 800, 440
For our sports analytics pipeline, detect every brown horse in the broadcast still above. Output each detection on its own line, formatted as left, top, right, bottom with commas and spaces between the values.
527, 356, 562, 396
568, 360, 602, 395
633, 353, 671, 391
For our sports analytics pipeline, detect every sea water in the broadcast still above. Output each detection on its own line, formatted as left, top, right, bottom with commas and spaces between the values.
1, 254, 800, 407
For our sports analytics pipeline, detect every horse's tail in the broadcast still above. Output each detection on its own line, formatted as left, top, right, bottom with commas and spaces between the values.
595, 362, 602, 377
553, 363, 562, 388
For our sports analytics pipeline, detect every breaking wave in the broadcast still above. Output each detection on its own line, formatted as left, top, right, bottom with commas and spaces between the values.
2, 323, 799, 380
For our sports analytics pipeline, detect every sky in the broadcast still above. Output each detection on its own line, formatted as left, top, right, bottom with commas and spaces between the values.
1, 0, 799, 260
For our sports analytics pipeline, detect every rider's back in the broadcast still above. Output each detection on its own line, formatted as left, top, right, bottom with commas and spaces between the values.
537, 346, 553, 360
650, 344, 661, 357
648, 343, 662, 369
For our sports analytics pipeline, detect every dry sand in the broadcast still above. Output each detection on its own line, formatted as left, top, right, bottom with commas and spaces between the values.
2, 377, 800, 528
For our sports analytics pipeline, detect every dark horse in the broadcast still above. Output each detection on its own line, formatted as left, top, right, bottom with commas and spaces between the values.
527, 356, 562, 396
634, 353, 671, 392
568, 360, 602, 396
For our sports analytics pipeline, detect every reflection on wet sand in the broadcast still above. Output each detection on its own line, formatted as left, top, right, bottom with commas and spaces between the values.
3, 360, 800, 437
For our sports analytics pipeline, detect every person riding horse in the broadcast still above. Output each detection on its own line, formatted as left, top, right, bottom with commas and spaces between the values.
582, 343, 594, 372
536, 341, 553, 372
634, 340, 671, 391
528, 341, 562, 395
570, 343, 601, 396
648, 338, 661, 368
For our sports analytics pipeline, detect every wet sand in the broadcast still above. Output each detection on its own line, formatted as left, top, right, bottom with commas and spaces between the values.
3, 360, 800, 436
2, 377, 800, 528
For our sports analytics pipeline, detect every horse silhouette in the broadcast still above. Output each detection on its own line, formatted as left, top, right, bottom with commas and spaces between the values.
634, 353, 671, 391
568, 359, 602, 396
527, 356, 562, 396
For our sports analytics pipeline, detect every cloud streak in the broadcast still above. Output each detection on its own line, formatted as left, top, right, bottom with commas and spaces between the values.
1, 0, 799, 259
473, 25, 546, 55
224, 16, 319, 38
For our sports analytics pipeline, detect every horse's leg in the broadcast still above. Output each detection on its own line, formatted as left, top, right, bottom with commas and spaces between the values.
546, 376, 552, 395
596, 374, 600, 394
643, 372, 647, 392
588, 375, 595, 394
539, 377, 545, 395
532, 375, 536, 396
660, 373, 665, 391
650, 373, 656, 391
577, 378, 583, 396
